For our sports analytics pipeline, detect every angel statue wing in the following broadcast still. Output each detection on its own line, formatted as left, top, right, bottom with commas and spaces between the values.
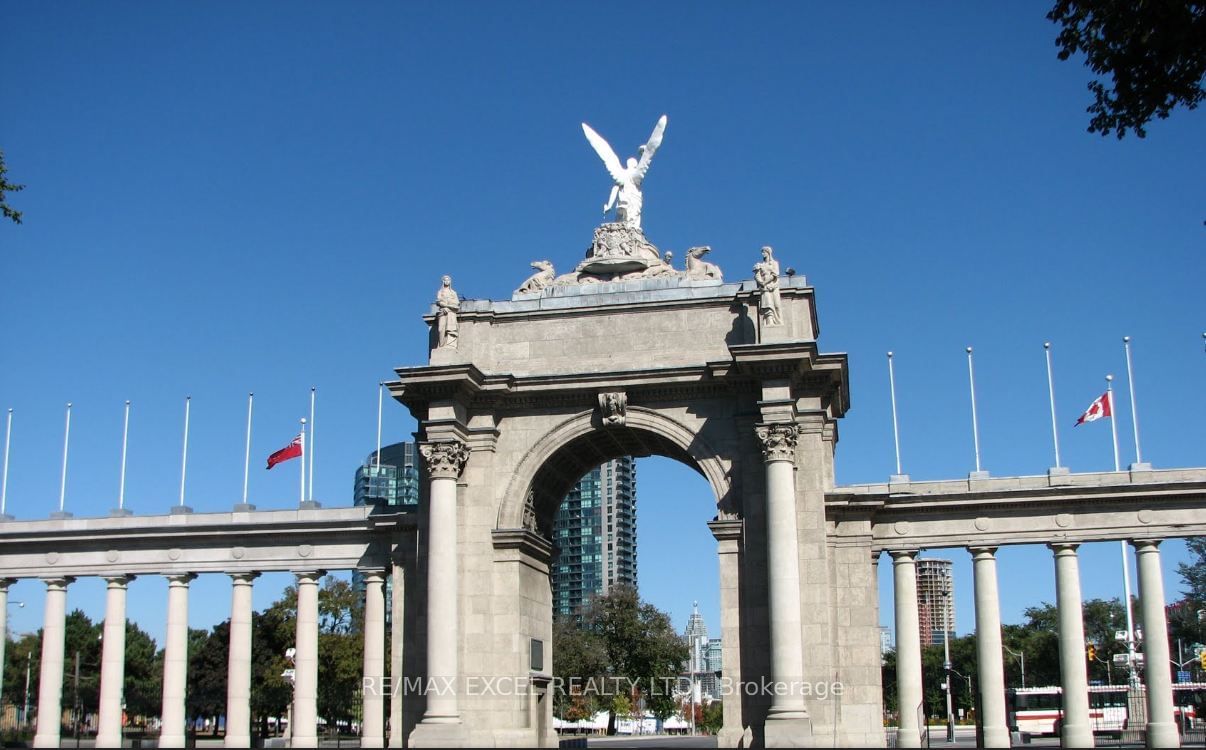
581, 122, 625, 184
634, 114, 667, 181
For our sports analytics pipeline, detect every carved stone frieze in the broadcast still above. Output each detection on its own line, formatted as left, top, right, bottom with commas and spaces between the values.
755, 423, 799, 462
419, 440, 470, 479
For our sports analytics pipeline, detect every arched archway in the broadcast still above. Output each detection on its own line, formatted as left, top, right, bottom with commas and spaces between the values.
496, 407, 736, 537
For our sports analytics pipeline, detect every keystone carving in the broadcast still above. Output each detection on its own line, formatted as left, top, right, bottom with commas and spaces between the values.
755, 423, 798, 462
598, 391, 627, 427
419, 440, 470, 479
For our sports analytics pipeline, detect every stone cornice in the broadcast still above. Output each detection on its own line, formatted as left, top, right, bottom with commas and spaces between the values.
491, 528, 553, 566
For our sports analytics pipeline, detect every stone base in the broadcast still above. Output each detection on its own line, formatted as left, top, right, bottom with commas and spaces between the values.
889, 473, 910, 485
717, 725, 748, 748
408, 721, 469, 748
233, 502, 256, 512
49, 511, 74, 520
299, 500, 323, 510
764, 716, 814, 747
109, 507, 133, 517
576, 222, 662, 276
170, 505, 193, 515
968, 470, 991, 480
0, 513, 13, 522
1047, 466, 1070, 476
1129, 462, 1153, 472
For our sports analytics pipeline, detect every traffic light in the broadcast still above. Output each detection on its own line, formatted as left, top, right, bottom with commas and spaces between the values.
1086, 644, 1097, 662
1200, 648, 1206, 670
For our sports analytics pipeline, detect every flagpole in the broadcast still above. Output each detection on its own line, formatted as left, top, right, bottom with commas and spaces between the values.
242, 393, 254, 507
308, 387, 316, 503
299, 417, 307, 507
57, 403, 72, 516
1, 408, 12, 519
887, 352, 904, 478
179, 396, 191, 510
1044, 343, 1062, 469
1122, 336, 1144, 466
1106, 376, 1120, 473
966, 347, 985, 475
1120, 539, 1138, 684
376, 382, 383, 471
117, 400, 131, 512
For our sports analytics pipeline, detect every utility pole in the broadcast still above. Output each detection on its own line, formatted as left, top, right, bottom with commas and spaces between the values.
73, 650, 80, 748
23, 650, 31, 728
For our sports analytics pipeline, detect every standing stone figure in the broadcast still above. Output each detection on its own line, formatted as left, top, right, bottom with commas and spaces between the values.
581, 115, 667, 230
753, 245, 782, 327
435, 275, 460, 348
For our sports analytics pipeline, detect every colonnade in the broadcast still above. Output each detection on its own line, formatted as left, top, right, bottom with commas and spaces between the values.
889, 540, 1181, 749
4, 565, 394, 749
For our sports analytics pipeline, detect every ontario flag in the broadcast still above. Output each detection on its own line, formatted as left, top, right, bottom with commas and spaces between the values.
1075, 390, 1113, 426
266, 433, 303, 469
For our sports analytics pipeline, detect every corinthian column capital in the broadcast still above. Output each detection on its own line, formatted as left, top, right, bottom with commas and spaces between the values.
420, 440, 470, 479
755, 423, 799, 463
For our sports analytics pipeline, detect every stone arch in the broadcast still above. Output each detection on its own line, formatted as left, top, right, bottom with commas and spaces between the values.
496, 406, 733, 533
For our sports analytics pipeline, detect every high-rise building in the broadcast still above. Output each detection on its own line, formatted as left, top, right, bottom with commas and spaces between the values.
354, 442, 420, 508
551, 457, 637, 619
916, 558, 954, 646
352, 442, 420, 610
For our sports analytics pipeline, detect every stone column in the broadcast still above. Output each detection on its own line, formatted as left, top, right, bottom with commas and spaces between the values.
389, 562, 405, 748
159, 573, 196, 748
708, 518, 744, 749
416, 440, 470, 728
754, 423, 812, 747
1133, 540, 1179, 748
362, 569, 387, 748
96, 575, 134, 747
225, 572, 259, 748
970, 547, 1010, 748
293, 570, 324, 746
33, 577, 73, 749
1050, 544, 1094, 748
891, 551, 923, 749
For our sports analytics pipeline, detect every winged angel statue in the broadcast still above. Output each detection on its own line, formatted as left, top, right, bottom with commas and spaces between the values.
582, 115, 667, 230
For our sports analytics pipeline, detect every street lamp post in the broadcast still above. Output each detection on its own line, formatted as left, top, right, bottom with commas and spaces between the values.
1002, 644, 1025, 689
941, 583, 955, 742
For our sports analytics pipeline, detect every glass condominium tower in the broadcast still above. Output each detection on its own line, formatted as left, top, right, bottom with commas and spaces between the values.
354, 442, 420, 508
552, 457, 637, 618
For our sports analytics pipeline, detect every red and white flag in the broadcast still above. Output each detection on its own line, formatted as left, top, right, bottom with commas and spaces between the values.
1074, 390, 1112, 426
266, 433, 303, 469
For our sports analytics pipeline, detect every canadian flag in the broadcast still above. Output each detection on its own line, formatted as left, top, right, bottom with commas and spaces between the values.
266, 433, 303, 469
1075, 390, 1113, 426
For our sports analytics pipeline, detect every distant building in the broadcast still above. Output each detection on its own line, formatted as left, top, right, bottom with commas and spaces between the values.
354, 442, 420, 509
879, 626, 893, 655
551, 458, 637, 618
352, 442, 420, 608
682, 601, 721, 700
916, 558, 954, 646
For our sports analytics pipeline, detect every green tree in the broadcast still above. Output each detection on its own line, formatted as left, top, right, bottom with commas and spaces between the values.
0, 149, 22, 224
121, 621, 162, 721
187, 623, 229, 734
578, 586, 688, 734
1048, 0, 1206, 138
1177, 538, 1206, 602
552, 615, 608, 720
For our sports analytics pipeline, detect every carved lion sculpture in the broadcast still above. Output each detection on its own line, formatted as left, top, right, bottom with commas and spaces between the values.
684, 246, 723, 280
515, 260, 555, 294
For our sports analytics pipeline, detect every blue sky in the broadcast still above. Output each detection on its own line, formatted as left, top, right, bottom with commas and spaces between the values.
1, 2, 1202, 649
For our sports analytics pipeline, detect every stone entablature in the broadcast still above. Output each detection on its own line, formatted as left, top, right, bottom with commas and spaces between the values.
0, 506, 409, 578
826, 468, 1206, 551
